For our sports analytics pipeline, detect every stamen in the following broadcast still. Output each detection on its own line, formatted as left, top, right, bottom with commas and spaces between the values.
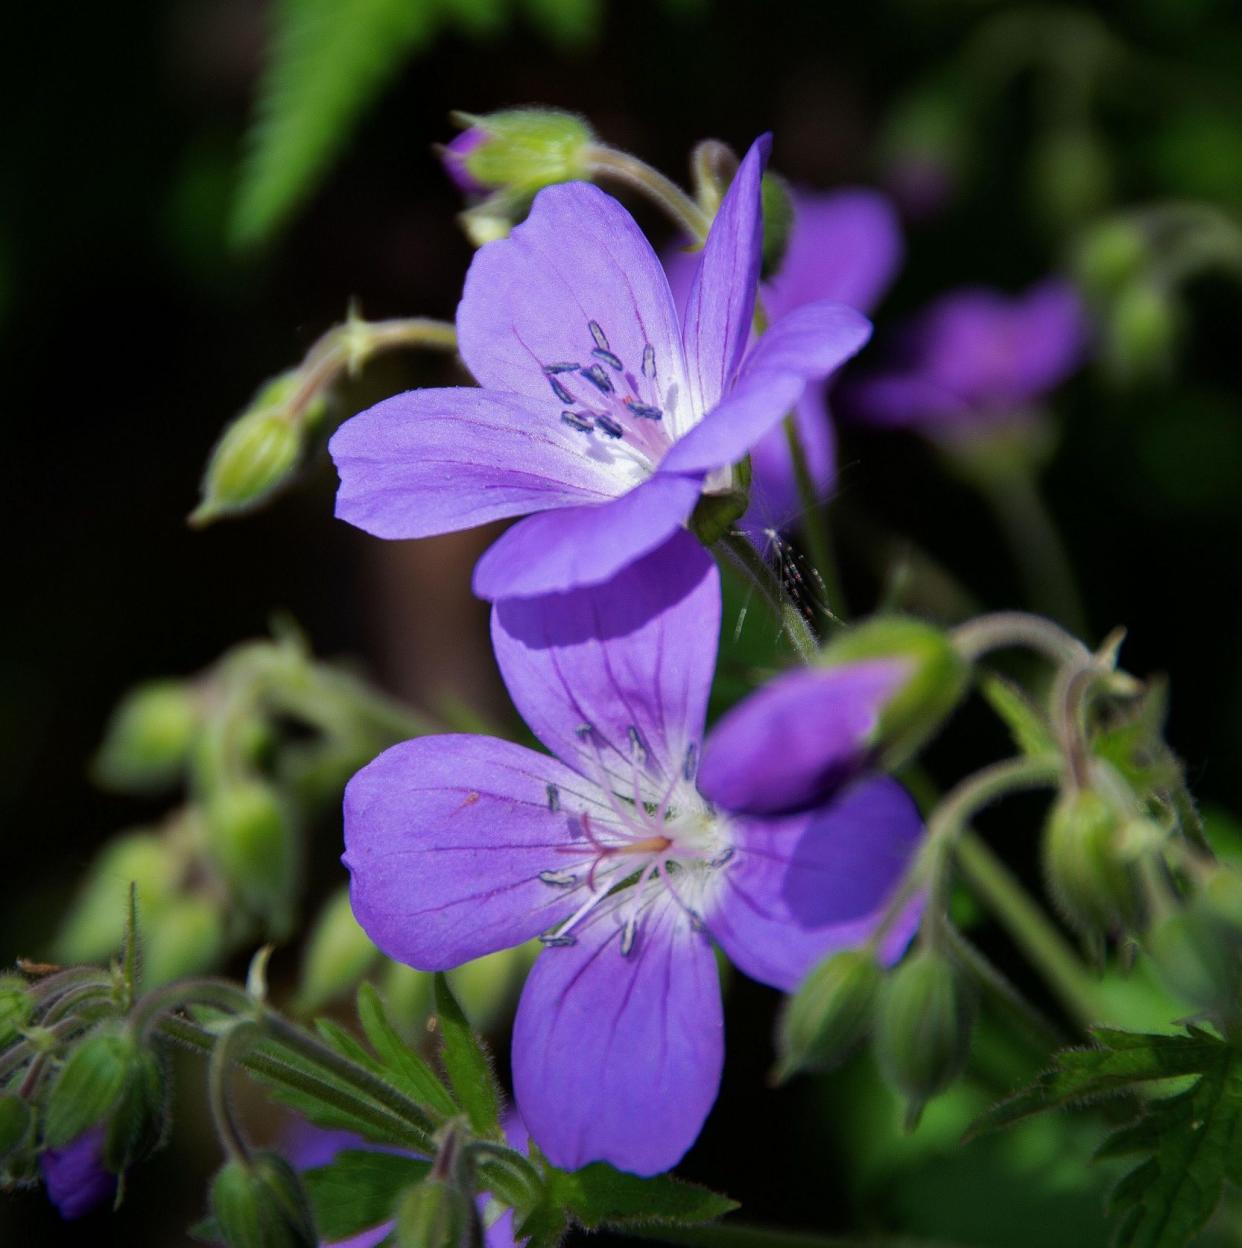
683, 743, 698, 782
624, 401, 663, 421
709, 847, 734, 869
627, 725, 647, 765
576, 723, 593, 739
595, 413, 623, 439
561, 411, 593, 434
546, 783, 560, 812
539, 933, 577, 948
544, 362, 580, 374
539, 869, 577, 889
588, 320, 609, 351
581, 364, 614, 395
642, 344, 656, 379
547, 375, 575, 404
620, 916, 637, 957
592, 347, 623, 371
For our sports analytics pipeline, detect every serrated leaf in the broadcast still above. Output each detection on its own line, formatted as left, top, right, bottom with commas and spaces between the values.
432, 972, 502, 1136
967, 1027, 1221, 1140
547, 1162, 738, 1229
232, 0, 442, 247
303, 1149, 429, 1240
979, 672, 1056, 757
356, 982, 459, 1120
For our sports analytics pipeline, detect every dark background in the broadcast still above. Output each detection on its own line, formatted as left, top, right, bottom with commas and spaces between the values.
4, 0, 1242, 1242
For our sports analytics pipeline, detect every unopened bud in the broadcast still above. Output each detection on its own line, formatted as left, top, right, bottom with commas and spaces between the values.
102, 1047, 167, 1172
448, 942, 538, 1033
760, 173, 794, 281
210, 1153, 317, 1248
1029, 126, 1111, 230
192, 372, 322, 526
297, 886, 379, 1013
776, 948, 880, 1080
1074, 218, 1148, 300
1043, 788, 1140, 937
1106, 280, 1181, 385
0, 1094, 32, 1160
142, 894, 228, 987
204, 780, 298, 933
44, 1025, 139, 1150
819, 615, 969, 769
395, 1178, 479, 1248
1147, 901, 1242, 1015
0, 975, 33, 1047
93, 680, 200, 792
442, 109, 594, 198
875, 947, 975, 1120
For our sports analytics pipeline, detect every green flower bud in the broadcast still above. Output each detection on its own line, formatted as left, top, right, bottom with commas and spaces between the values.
296, 887, 379, 1013
1106, 280, 1181, 386
204, 780, 298, 934
875, 948, 975, 1119
776, 948, 881, 1080
395, 1178, 479, 1248
448, 942, 538, 1033
1202, 864, 1242, 929
93, 680, 200, 792
0, 975, 33, 1047
1029, 126, 1111, 231
1043, 788, 1140, 938
44, 1025, 139, 1150
142, 894, 228, 987
818, 615, 969, 769
192, 372, 322, 526
210, 1153, 317, 1248
0, 1094, 32, 1160
102, 1048, 168, 1172
1146, 900, 1242, 1015
443, 109, 594, 197
1073, 218, 1148, 300
760, 172, 795, 282
55, 832, 179, 964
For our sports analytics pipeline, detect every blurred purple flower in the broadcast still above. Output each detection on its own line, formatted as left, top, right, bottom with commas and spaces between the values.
664, 187, 903, 535
330, 138, 871, 601
843, 279, 1089, 435
342, 532, 923, 1175
41, 1126, 116, 1220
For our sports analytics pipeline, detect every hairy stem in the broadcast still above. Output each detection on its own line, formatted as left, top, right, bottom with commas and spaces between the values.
717, 530, 819, 663
781, 413, 846, 625
585, 147, 711, 241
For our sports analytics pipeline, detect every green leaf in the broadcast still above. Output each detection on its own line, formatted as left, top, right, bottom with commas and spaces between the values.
978, 672, 1056, 757
547, 1161, 738, 1230
315, 1017, 385, 1072
966, 1027, 1221, 1140
232, 0, 443, 247
356, 982, 459, 1120
303, 1149, 430, 1241
432, 972, 502, 1136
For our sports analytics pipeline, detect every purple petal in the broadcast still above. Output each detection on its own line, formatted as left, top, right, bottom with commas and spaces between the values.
662, 301, 871, 476
842, 374, 969, 429
491, 530, 719, 795
41, 1126, 116, 1220
471, 472, 702, 601
738, 384, 836, 538
681, 135, 769, 415
330, 388, 629, 540
698, 661, 909, 816
441, 128, 488, 194
765, 188, 904, 319
512, 892, 723, 1175
343, 736, 616, 970
457, 182, 687, 408
705, 777, 924, 991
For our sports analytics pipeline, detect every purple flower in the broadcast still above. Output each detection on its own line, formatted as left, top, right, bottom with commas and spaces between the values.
40, 1126, 116, 1220
664, 187, 903, 535
843, 279, 1089, 435
343, 532, 923, 1175
329, 138, 872, 600
440, 128, 489, 195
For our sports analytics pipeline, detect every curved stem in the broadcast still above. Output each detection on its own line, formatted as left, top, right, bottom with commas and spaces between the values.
209, 1020, 259, 1162
717, 530, 818, 664
585, 146, 711, 241
950, 610, 1090, 667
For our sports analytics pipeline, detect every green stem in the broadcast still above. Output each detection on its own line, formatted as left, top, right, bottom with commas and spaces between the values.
950, 610, 1089, 667
717, 530, 818, 664
956, 829, 1105, 1027
781, 414, 846, 624
585, 147, 711, 241
209, 1020, 259, 1162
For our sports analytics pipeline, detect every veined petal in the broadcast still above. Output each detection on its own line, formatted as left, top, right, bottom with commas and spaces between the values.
661, 301, 871, 476
329, 388, 629, 539
471, 472, 702, 601
681, 136, 769, 416
343, 736, 616, 970
512, 890, 723, 1175
698, 660, 909, 816
491, 530, 720, 796
457, 182, 688, 411
706, 777, 924, 991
